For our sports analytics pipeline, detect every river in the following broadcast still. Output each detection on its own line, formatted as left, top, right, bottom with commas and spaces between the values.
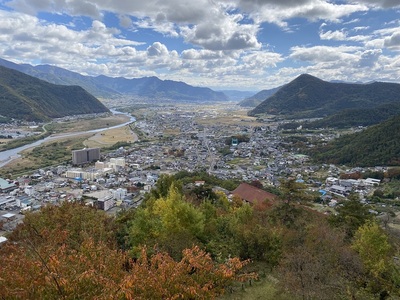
0, 110, 135, 168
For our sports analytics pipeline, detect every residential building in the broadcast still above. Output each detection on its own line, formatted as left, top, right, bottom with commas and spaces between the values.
0, 178, 17, 193
72, 148, 100, 165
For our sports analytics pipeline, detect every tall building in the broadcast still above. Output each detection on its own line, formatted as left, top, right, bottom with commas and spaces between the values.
72, 148, 100, 165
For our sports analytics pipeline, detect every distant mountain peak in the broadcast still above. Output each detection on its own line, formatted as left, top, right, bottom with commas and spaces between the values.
249, 74, 400, 118
0, 58, 228, 102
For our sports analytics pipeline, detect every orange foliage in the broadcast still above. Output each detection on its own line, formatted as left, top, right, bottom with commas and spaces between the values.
0, 238, 255, 299
0, 202, 256, 299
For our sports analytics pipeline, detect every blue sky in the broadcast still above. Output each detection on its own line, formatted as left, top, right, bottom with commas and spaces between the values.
0, 0, 400, 91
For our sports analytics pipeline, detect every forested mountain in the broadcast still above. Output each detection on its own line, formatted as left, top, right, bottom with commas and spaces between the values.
94, 75, 227, 101
0, 65, 109, 122
310, 114, 400, 166
238, 86, 280, 107
249, 74, 400, 118
0, 58, 227, 101
304, 102, 400, 129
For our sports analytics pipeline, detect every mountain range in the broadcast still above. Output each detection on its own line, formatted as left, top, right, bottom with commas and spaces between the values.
249, 74, 400, 118
0, 58, 227, 102
0, 65, 109, 122
238, 86, 280, 107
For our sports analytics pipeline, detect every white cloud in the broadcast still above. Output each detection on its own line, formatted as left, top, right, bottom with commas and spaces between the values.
352, 26, 369, 32
147, 42, 169, 57
1, 0, 400, 89
319, 29, 347, 40
289, 45, 359, 63
234, 0, 368, 28
0, 10, 146, 74
347, 0, 400, 9
384, 31, 400, 49
357, 49, 382, 67
3, 0, 371, 50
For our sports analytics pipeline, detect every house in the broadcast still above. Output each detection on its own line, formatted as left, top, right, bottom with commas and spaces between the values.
96, 195, 114, 211
364, 178, 381, 186
329, 185, 350, 196
231, 183, 277, 207
0, 178, 17, 193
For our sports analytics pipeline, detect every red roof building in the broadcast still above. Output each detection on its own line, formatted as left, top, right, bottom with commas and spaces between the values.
231, 183, 277, 207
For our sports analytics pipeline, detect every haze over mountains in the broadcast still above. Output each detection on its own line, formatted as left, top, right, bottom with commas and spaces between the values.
238, 86, 281, 107
0, 58, 228, 102
0, 65, 109, 122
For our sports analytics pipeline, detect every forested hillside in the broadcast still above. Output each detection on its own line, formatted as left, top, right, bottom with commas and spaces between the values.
310, 114, 400, 166
1, 172, 399, 299
304, 102, 400, 129
249, 74, 400, 118
0, 65, 109, 121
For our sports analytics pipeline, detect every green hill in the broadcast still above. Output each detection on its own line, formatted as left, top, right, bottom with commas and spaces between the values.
0, 65, 109, 121
310, 114, 400, 166
304, 102, 400, 129
249, 74, 400, 118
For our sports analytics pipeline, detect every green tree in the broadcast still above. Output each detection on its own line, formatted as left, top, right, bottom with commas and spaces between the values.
352, 221, 400, 298
128, 184, 205, 259
329, 193, 373, 239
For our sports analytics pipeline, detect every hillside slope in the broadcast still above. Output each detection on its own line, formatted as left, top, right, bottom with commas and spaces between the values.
304, 102, 400, 129
0, 65, 109, 121
239, 86, 280, 107
310, 114, 400, 166
249, 74, 400, 118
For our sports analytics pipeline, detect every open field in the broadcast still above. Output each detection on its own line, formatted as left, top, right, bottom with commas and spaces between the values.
84, 125, 137, 148
195, 107, 264, 127
45, 114, 130, 134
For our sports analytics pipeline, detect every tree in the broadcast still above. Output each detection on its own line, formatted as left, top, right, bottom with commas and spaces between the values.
128, 184, 205, 259
149, 174, 182, 199
329, 193, 373, 239
352, 221, 400, 298
278, 220, 363, 300
279, 178, 311, 204
120, 246, 256, 299
0, 202, 256, 299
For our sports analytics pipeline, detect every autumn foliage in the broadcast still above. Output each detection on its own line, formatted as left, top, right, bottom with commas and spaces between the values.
0, 202, 255, 299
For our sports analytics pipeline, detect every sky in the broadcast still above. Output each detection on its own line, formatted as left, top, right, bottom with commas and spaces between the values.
0, 0, 400, 91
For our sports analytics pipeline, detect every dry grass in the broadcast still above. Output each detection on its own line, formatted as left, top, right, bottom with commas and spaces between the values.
195, 109, 263, 127
83, 125, 137, 148
47, 114, 130, 133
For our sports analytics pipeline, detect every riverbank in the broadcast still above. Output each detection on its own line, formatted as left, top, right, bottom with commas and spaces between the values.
0, 111, 136, 171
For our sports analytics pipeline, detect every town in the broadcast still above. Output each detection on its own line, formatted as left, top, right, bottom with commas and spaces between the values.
1, 103, 395, 241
